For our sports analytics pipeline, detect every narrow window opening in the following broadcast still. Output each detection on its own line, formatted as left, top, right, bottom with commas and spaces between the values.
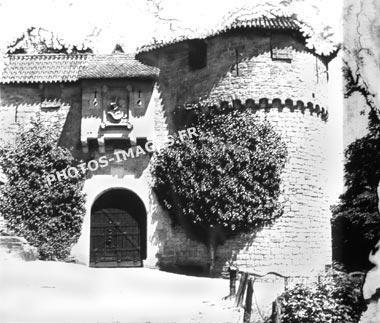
188, 39, 207, 71
235, 49, 239, 76
136, 137, 148, 151
316, 57, 319, 83
105, 139, 131, 152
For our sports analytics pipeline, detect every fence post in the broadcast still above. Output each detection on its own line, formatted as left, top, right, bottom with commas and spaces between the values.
229, 267, 237, 296
235, 272, 249, 307
243, 277, 254, 323
284, 277, 289, 290
272, 297, 282, 323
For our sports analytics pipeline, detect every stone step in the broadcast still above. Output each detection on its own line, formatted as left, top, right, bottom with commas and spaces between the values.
0, 235, 38, 261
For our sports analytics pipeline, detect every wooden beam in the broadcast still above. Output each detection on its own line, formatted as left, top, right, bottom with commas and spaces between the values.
243, 278, 254, 323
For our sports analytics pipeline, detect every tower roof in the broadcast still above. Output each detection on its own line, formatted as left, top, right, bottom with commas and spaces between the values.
138, 16, 301, 54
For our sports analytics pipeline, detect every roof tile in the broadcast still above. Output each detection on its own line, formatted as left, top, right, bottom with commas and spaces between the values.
0, 54, 86, 83
138, 16, 300, 53
80, 53, 158, 79
0, 53, 158, 84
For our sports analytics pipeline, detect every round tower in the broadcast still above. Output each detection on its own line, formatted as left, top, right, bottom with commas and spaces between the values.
138, 16, 334, 279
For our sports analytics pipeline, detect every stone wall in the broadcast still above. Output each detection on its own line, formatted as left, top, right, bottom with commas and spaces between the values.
0, 82, 82, 233
139, 31, 328, 132
152, 106, 330, 278
0, 83, 82, 155
140, 30, 332, 278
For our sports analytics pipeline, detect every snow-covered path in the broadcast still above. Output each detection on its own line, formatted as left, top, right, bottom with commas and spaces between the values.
0, 260, 241, 323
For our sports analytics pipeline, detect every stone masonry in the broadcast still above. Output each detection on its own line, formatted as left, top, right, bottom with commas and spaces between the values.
138, 27, 332, 278
0, 83, 81, 153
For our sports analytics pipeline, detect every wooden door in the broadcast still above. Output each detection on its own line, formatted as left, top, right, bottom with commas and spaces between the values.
90, 207, 142, 267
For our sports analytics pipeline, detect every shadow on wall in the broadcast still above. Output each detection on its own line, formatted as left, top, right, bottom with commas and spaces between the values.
0, 83, 82, 154
149, 190, 270, 277
58, 102, 82, 158
129, 82, 155, 119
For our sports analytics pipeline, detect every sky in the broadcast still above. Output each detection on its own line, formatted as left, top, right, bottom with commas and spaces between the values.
0, 0, 342, 53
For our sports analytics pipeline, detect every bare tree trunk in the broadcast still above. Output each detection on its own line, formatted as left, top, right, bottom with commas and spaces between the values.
208, 225, 223, 276
208, 240, 216, 275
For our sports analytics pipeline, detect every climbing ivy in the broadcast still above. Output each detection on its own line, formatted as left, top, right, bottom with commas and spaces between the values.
151, 109, 287, 272
0, 117, 86, 260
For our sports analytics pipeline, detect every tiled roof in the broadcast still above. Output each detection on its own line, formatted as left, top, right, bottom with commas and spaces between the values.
0, 53, 159, 84
138, 16, 301, 53
215, 16, 299, 35
0, 54, 87, 83
80, 54, 159, 79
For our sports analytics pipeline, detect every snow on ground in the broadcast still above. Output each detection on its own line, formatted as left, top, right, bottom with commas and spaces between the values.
0, 260, 242, 323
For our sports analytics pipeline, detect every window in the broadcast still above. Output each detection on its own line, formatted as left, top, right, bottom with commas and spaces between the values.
87, 138, 99, 153
270, 33, 293, 61
188, 39, 207, 70
271, 47, 293, 61
105, 139, 131, 152
136, 137, 148, 151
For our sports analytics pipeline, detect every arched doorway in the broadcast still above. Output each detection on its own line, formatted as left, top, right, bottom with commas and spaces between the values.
90, 189, 147, 267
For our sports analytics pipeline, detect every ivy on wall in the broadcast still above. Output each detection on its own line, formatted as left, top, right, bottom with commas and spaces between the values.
151, 108, 288, 273
0, 116, 86, 260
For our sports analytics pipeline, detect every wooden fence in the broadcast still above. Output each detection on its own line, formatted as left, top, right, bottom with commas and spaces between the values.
225, 267, 289, 323
226, 268, 366, 323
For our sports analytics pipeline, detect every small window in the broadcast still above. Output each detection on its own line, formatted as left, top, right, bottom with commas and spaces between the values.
88, 138, 99, 153
136, 137, 148, 150
188, 39, 207, 70
271, 47, 293, 61
105, 139, 131, 152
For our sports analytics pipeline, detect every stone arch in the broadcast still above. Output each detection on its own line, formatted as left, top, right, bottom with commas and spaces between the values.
89, 188, 147, 267
70, 175, 150, 266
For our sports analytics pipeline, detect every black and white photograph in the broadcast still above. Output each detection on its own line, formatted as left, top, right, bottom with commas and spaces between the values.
0, 0, 379, 322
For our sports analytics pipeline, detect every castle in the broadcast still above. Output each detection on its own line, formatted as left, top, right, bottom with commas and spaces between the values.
0, 16, 335, 279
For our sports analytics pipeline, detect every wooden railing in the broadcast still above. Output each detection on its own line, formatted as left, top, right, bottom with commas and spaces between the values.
225, 267, 289, 323
226, 268, 366, 323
